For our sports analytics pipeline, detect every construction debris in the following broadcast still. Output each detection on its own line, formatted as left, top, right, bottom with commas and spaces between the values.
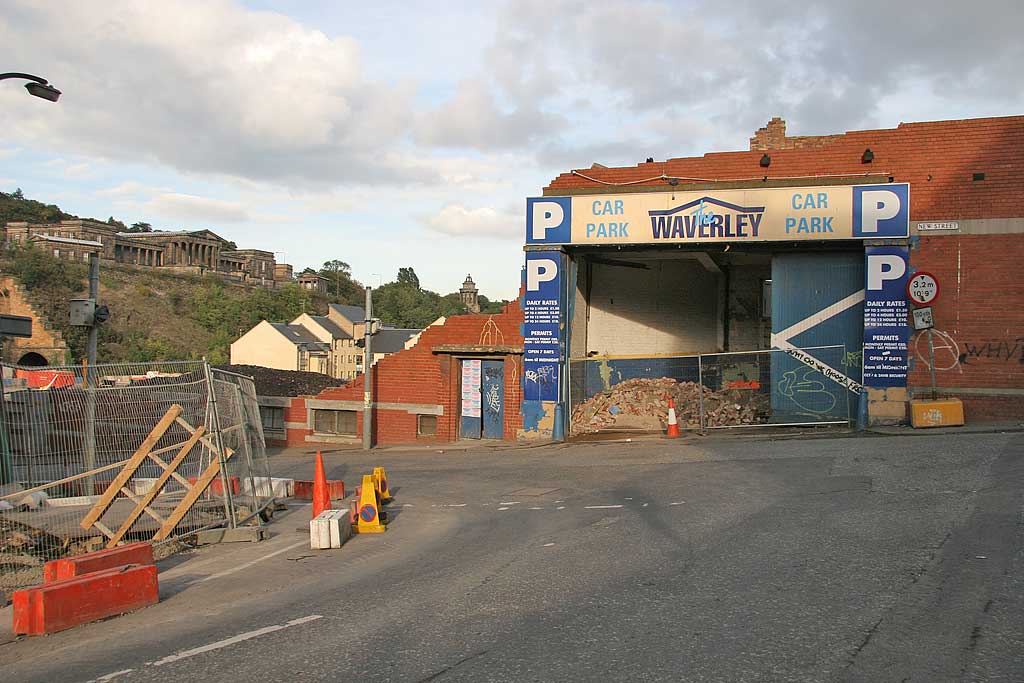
215, 364, 346, 397
570, 377, 770, 435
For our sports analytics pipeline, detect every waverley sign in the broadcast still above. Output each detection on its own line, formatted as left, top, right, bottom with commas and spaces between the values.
527, 183, 909, 246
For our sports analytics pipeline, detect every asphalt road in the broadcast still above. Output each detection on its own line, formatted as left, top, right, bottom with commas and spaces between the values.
2, 431, 1022, 682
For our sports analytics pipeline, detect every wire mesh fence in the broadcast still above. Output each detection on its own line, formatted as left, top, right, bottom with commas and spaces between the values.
0, 360, 272, 593
569, 345, 856, 436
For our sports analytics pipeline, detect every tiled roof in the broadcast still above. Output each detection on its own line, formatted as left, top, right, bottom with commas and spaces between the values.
310, 315, 351, 340
269, 323, 329, 351
546, 115, 1024, 221
328, 303, 367, 324
372, 328, 421, 354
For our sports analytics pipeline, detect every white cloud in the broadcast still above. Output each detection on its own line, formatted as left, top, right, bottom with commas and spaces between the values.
143, 193, 250, 223
0, 147, 20, 160
0, 0, 426, 187
425, 203, 520, 240
96, 181, 170, 198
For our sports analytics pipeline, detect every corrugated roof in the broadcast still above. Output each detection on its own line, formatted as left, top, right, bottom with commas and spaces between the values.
328, 303, 367, 323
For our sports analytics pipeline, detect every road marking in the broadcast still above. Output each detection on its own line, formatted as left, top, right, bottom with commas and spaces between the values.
624, 497, 633, 500
543, 543, 555, 547
498, 507, 509, 511
528, 507, 544, 510
642, 503, 649, 507
188, 540, 308, 585
442, 503, 467, 508
150, 615, 323, 667
88, 669, 134, 682
584, 505, 623, 510
402, 504, 415, 507
554, 500, 564, 504
556, 506, 565, 510
669, 502, 687, 506
499, 501, 521, 505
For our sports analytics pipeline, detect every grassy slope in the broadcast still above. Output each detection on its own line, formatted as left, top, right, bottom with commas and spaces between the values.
1, 246, 328, 364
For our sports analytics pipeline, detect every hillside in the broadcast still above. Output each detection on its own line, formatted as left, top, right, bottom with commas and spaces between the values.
0, 245, 330, 364
1, 191, 510, 363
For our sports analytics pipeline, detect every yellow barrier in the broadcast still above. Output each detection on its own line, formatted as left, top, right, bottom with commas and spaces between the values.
356, 474, 386, 534
373, 466, 393, 503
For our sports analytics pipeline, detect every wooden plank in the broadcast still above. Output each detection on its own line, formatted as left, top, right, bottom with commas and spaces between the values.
0, 460, 128, 501
117, 483, 165, 528
153, 446, 234, 541
147, 452, 194, 490
93, 520, 115, 540
107, 427, 205, 548
119, 486, 167, 526
80, 404, 183, 530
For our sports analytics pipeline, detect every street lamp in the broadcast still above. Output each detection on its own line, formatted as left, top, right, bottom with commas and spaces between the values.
0, 72, 61, 102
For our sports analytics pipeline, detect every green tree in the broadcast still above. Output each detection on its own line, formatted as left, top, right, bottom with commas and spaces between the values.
396, 267, 420, 289
12, 188, 24, 199
127, 221, 153, 233
318, 259, 363, 304
107, 216, 127, 231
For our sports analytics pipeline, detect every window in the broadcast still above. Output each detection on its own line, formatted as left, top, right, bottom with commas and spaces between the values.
313, 409, 357, 436
53, 248, 60, 258
260, 406, 284, 432
417, 414, 438, 437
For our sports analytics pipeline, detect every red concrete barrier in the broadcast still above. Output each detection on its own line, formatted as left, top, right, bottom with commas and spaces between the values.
44, 542, 154, 583
293, 479, 345, 501
187, 475, 240, 496
13, 564, 159, 635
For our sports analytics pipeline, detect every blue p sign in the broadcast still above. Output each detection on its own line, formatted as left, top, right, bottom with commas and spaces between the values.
853, 184, 909, 238
526, 197, 571, 244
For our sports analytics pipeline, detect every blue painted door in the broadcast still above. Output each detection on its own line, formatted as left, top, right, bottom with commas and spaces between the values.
481, 360, 505, 439
770, 252, 864, 422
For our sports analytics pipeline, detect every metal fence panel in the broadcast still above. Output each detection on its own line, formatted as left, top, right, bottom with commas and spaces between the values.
0, 361, 270, 593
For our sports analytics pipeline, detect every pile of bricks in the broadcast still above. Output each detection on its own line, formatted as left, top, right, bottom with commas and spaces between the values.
571, 378, 770, 434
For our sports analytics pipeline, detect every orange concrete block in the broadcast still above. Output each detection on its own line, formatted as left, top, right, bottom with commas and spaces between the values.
44, 542, 154, 583
910, 398, 965, 428
13, 564, 159, 635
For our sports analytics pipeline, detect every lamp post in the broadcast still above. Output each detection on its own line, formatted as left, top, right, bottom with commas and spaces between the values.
0, 72, 61, 102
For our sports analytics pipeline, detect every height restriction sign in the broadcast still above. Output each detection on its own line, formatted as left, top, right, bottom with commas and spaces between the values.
907, 271, 939, 306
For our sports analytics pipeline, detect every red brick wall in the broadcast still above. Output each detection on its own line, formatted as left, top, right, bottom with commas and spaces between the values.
297, 306, 525, 445
908, 234, 1024, 419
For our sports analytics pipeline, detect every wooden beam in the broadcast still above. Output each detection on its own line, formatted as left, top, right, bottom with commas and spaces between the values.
119, 486, 166, 526
153, 446, 235, 541
80, 404, 183, 531
0, 460, 127, 501
106, 426, 205, 548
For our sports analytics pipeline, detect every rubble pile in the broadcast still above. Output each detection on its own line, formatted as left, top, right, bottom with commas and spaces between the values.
215, 365, 347, 397
571, 377, 770, 434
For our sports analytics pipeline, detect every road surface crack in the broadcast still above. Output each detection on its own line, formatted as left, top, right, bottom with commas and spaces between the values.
417, 650, 490, 682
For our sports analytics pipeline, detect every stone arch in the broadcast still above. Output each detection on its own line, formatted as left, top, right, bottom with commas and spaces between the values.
17, 351, 49, 367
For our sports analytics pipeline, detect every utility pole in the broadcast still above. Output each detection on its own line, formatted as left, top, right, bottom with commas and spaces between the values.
362, 286, 372, 450
84, 253, 99, 493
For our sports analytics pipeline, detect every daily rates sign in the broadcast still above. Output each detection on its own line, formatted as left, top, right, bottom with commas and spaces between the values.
527, 183, 910, 246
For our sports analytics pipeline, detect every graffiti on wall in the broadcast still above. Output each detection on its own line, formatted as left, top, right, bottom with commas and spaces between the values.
960, 338, 1024, 365
913, 329, 962, 372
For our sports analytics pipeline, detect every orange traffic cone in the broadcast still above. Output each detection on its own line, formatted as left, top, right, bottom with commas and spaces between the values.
666, 398, 680, 438
312, 451, 330, 519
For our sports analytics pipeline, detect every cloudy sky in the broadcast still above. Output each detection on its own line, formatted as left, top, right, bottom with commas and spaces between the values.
2, 1, 1021, 299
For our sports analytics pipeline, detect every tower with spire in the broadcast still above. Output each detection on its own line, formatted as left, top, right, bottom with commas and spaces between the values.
459, 274, 480, 314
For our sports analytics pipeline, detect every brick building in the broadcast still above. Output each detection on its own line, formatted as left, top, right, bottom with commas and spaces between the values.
522, 114, 1023, 431
263, 305, 525, 446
